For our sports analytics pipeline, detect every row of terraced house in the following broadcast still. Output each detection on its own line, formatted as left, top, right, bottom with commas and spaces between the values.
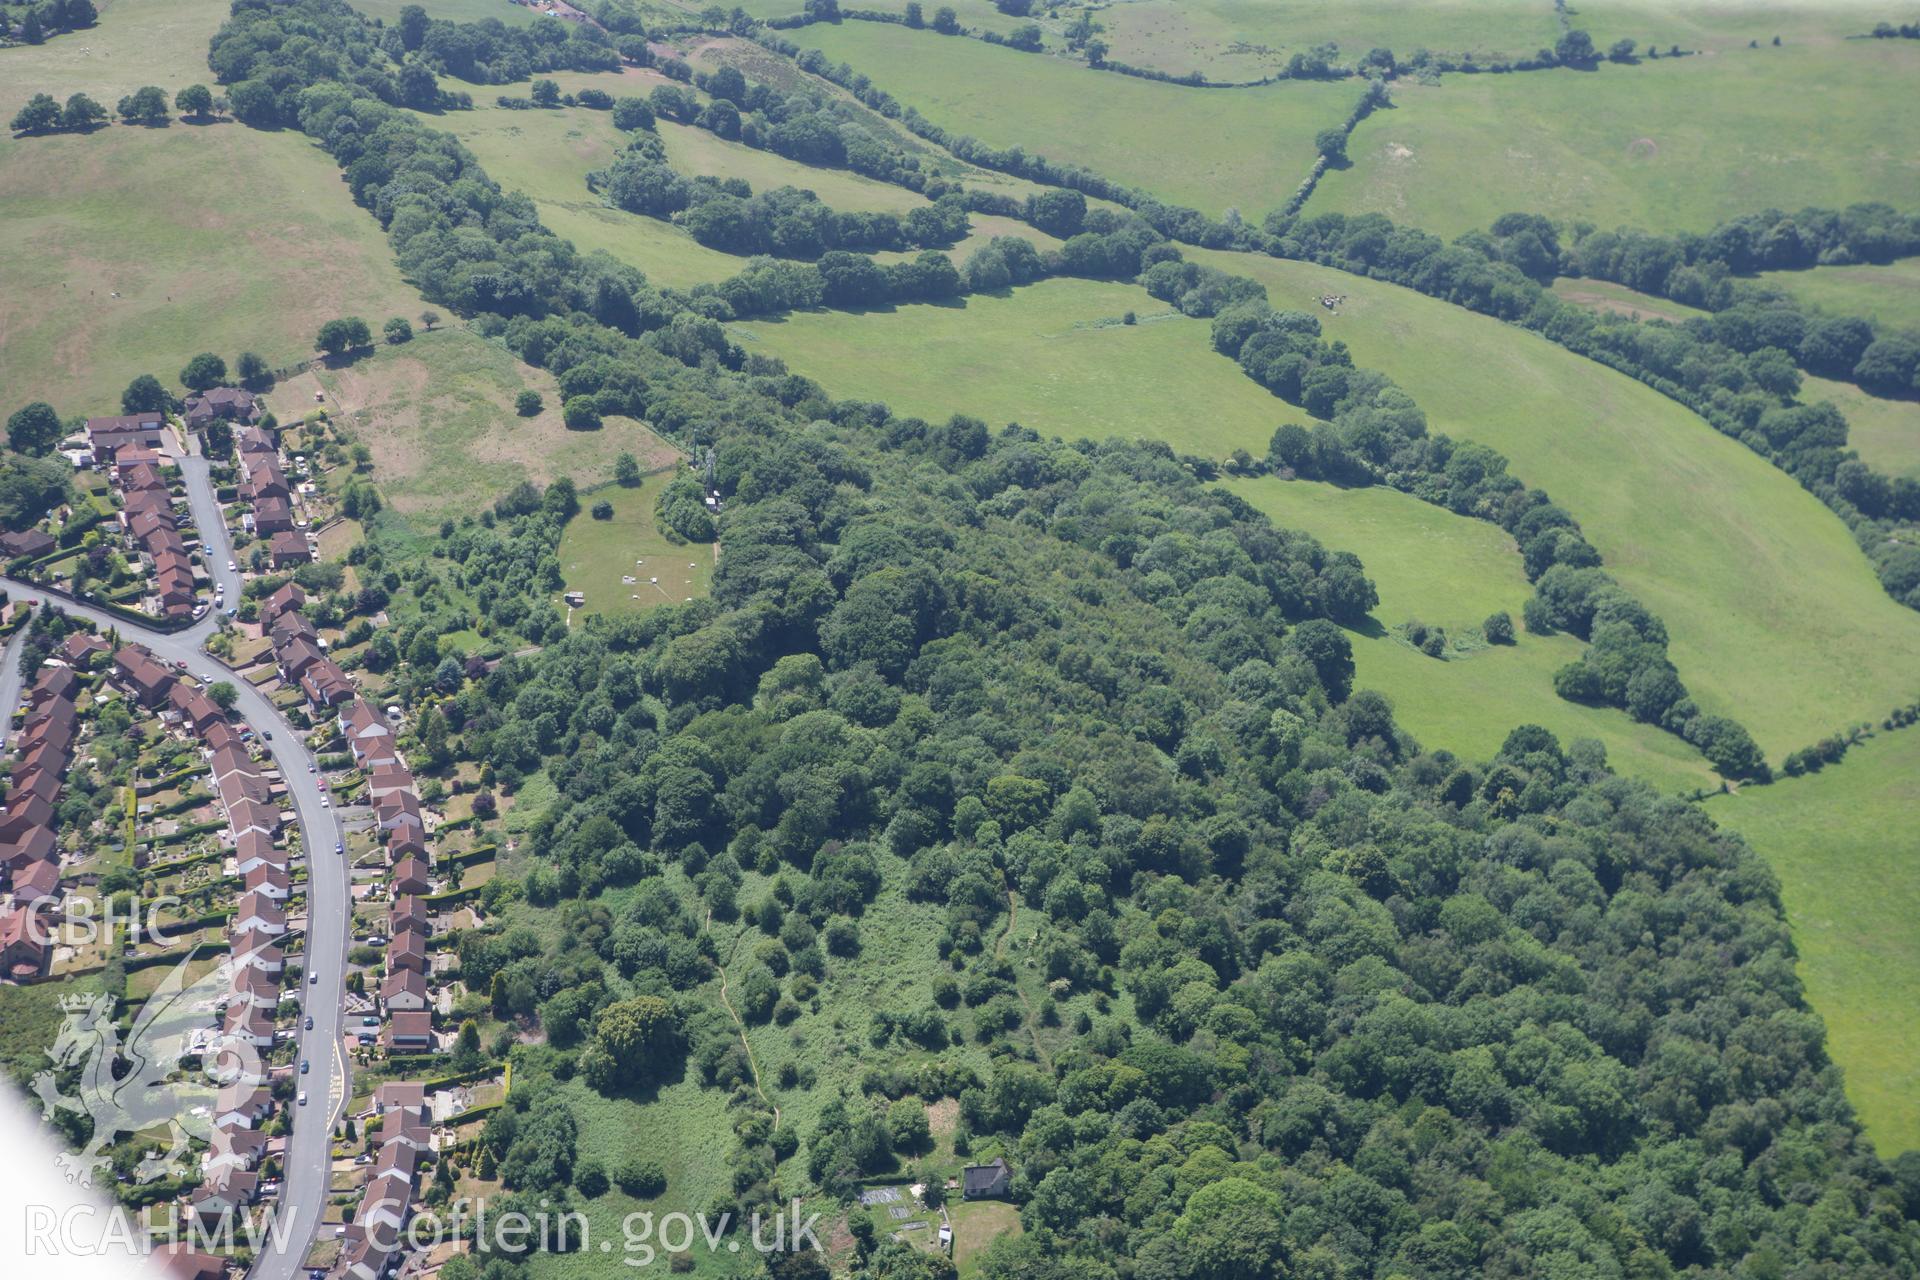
328, 689, 441, 1277
110, 643, 300, 1234
0, 639, 97, 980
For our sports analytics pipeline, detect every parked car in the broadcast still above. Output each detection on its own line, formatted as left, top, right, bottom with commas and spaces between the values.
300, 1060, 309, 1075
226, 560, 236, 572
303, 1015, 313, 1030
309, 971, 319, 985
297, 1091, 308, 1107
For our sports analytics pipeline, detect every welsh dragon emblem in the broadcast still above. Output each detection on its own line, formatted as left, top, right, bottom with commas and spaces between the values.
31, 945, 268, 1188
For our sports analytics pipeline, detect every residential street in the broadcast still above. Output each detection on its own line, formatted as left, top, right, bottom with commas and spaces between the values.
0, 555, 348, 1280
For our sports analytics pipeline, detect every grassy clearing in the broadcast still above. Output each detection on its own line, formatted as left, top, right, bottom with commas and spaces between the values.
0, 124, 425, 413
874, 214, 1062, 267
1549, 276, 1708, 324
1191, 247, 1920, 761
519, 1077, 750, 1280
264, 327, 679, 520
556, 473, 713, 619
1802, 374, 1920, 481
426, 103, 748, 289
1758, 259, 1920, 334
1705, 727, 1920, 1156
736, 278, 1285, 452
1223, 477, 1719, 792
1096, 0, 1562, 81
658, 121, 933, 213
1316, 42, 1920, 237
0, 0, 225, 102
0, 974, 102, 1086
787, 21, 1362, 217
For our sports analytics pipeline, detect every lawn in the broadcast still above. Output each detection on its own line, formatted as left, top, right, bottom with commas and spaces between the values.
1705, 727, 1920, 1157
734, 278, 1287, 454
263, 327, 680, 520
555, 473, 713, 619
1223, 477, 1720, 792
1757, 259, 1920, 335
1191, 247, 1920, 761
1315, 41, 1920, 237
1094, 0, 1564, 81
0, 123, 427, 414
786, 21, 1363, 217
0, 0, 226, 103
950, 1198, 1022, 1276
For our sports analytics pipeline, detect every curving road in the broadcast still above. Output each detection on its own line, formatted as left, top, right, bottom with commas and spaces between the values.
2, 455, 348, 1280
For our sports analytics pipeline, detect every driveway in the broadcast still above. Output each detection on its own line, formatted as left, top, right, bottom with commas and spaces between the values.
0, 578, 348, 1280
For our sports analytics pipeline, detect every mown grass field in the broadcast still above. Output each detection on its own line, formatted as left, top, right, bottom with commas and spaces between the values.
264, 327, 679, 520
787, 21, 1362, 216
1316, 41, 1920, 237
1758, 259, 1920, 334
0, 123, 425, 413
1706, 727, 1920, 1156
1223, 477, 1720, 791
1191, 247, 1920, 761
734, 279, 1287, 453
556, 473, 713, 619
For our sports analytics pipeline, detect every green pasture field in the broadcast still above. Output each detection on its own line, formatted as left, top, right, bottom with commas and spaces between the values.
0, 0, 225, 103
264, 327, 680, 520
1757, 258, 1920, 334
555, 473, 714, 619
1223, 476, 1720, 792
1706, 727, 1920, 1157
1191, 247, 1920, 762
1567, 0, 1913, 52
1095, 0, 1562, 81
0, 124, 426, 413
1315, 41, 1920, 237
1546, 276, 1920, 479
733, 278, 1287, 454
424, 102, 748, 288
786, 20, 1362, 216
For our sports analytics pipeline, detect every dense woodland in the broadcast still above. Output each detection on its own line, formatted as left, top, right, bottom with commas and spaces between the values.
159, 5, 1920, 1280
